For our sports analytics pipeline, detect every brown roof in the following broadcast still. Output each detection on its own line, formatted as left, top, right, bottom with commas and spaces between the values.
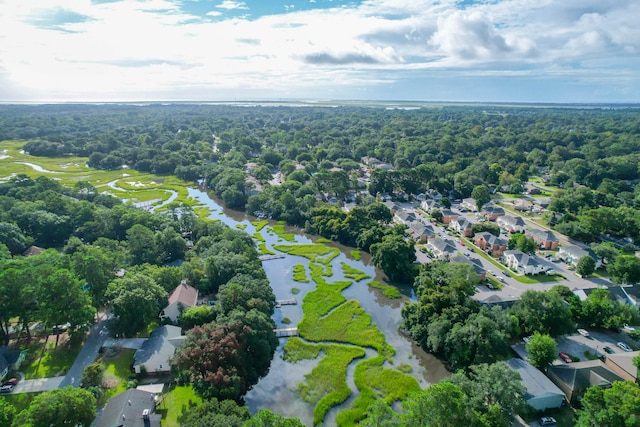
22, 245, 45, 257
167, 281, 198, 307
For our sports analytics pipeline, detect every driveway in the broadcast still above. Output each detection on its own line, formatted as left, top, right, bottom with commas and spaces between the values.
11, 375, 65, 393
103, 338, 146, 350
58, 319, 110, 388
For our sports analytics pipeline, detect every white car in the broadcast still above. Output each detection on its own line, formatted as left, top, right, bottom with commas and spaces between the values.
617, 342, 633, 352
623, 324, 636, 331
577, 328, 589, 337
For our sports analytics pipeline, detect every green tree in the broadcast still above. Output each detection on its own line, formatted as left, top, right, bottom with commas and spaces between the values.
471, 185, 491, 211
359, 399, 399, 427
576, 255, 596, 277
576, 381, 640, 427
507, 233, 537, 254
608, 255, 640, 285
370, 234, 417, 283
179, 305, 217, 330
448, 362, 526, 427
126, 224, 158, 265
509, 290, 574, 336
14, 386, 96, 427
107, 273, 167, 337
0, 398, 16, 427
401, 382, 481, 427
243, 410, 305, 427
80, 362, 105, 389
526, 333, 558, 371
178, 398, 250, 427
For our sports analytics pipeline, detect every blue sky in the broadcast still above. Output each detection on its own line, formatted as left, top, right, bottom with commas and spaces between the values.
0, 0, 638, 103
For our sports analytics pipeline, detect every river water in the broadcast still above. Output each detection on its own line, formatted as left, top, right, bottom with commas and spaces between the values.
187, 187, 449, 426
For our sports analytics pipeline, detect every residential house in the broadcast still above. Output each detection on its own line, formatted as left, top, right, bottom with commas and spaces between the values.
461, 197, 478, 212
524, 183, 541, 195
440, 209, 458, 224
496, 215, 527, 233
604, 350, 639, 382
450, 254, 486, 281
394, 210, 417, 225
96, 388, 161, 427
474, 293, 518, 310
0, 346, 26, 380
425, 189, 443, 200
420, 199, 442, 213
547, 359, 624, 403
558, 246, 602, 269
448, 217, 472, 237
573, 287, 633, 307
383, 201, 401, 215
426, 238, 457, 260
506, 358, 565, 411
414, 193, 426, 202
133, 325, 185, 375
160, 281, 198, 324
22, 245, 44, 257
527, 229, 559, 250
621, 285, 640, 308
410, 222, 437, 243
513, 199, 533, 212
474, 232, 508, 256
503, 250, 546, 275
482, 205, 506, 221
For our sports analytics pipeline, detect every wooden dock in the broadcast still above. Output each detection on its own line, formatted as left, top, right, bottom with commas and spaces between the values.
275, 298, 297, 308
259, 254, 285, 261
274, 327, 298, 338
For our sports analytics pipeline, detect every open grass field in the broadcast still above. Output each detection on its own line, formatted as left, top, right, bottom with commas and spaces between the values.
157, 385, 203, 427
100, 349, 136, 404
0, 140, 211, 218
23, 338, 82, 379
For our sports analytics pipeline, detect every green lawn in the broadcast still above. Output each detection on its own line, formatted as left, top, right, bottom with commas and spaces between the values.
23, 340, 82, 379
157, 385, 203, 427
100, 349, 136, 404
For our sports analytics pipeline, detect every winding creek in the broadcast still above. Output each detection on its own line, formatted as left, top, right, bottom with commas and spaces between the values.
187, 187, 449, 426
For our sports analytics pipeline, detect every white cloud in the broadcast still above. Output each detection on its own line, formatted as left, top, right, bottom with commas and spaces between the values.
215, 1, 248, 10
0, 0, 638, 101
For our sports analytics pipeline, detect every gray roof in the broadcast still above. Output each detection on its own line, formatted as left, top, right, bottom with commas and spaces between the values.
450, 255, 485, 275
476, 232, 507, 247
410, 222, 435, 236
97, 388, 161, 427
499, 215, 526, 227
452, 217, 472, 228
504, 250, 541, 267
396, 211, 417, 223
133, 325, 184, 373
483, 205, 505, 215
548, 360, 623, 397
506, 358, 564, 402
528, 229, 558, 242
441, 209, 457, 217
428, 237, 457, 254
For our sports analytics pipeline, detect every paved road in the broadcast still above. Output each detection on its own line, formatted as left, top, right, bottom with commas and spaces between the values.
11, 374, 65, 393
58, 319, 110, 388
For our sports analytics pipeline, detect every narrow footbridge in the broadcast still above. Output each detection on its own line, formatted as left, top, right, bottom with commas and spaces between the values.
275, 298, 297, 308
259, 254, 285, 261
274, 327, 299, 338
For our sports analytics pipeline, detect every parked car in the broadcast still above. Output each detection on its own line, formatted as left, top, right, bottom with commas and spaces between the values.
603, 346, 614, 354
502, 270, 510, 276
497, 276, 506, 282
489, 271, 497, 276
623, 324, 636, 331
523, 335, 533, 344
559, 352, 572, 363
0, 384, 14, 394
487, 283, 495, 290
546, 269, 558, 275
617, 342, 633, 352
539, 417, 557, 426
1, 378, 18, 386
577, 328, 589, 337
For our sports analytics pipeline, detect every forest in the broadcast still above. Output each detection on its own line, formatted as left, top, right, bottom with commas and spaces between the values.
2, 103, 640, 426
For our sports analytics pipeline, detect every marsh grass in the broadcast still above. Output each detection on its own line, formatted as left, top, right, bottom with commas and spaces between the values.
341, 262, 370, 282
251, 220, 269, 231
317, 237, 332, 243
293, 264, 310, 283
252, 231, 266, 242
270, 225, 296, 242
367, 281, 402, 299
350, 250, 361, 261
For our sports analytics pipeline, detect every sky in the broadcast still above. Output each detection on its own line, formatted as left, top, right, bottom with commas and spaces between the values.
0, 0, 639, 103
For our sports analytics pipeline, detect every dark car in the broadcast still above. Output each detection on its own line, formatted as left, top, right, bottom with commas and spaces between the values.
559, 352, 572, 363
603, 346, 614, 354
0, 384, 14, 394
2, 378, 18, 386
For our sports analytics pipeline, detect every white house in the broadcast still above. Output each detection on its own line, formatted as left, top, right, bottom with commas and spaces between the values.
449, 217, 473, 237
503, 250, 546, 275
496, 215, 527, 233
461, 197, 477, 211
558, 246, 602, 269
160, 281, 199, 324
420, 199, 442, 213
